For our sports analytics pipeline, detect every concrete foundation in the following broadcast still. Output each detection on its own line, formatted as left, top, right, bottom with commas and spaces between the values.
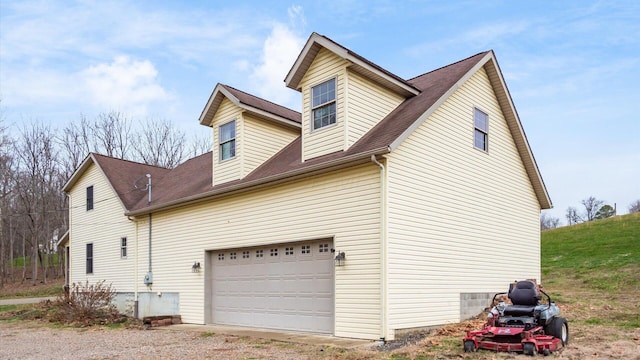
460, 292, 493, 320
114, 292, 179, 318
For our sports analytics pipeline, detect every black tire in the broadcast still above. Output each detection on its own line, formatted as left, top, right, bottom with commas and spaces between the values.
545, 317, 569, 346
523, 342, 536, 356
463, 340, 476, 352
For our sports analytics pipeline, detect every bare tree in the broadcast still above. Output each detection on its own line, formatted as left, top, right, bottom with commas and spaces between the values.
94, 111, 132, 159
629, 200, 640, 213
133, 118, 186, 169
565, 206, 583, 226
59, 115, 93, 180
13, 121, 62, 285
540, 213, 561, 230
188, 131, 212, 158
581, 196, 604, 221
0, 117, 14, 288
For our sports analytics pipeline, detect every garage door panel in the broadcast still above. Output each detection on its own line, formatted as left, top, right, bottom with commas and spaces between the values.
212, 240, 334, 333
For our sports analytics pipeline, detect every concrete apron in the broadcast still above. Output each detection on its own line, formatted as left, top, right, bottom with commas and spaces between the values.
159, 324, 372, 348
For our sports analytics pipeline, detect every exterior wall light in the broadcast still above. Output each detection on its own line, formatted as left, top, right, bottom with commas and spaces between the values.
192, 261, 201, 272
334, 251, 346, 267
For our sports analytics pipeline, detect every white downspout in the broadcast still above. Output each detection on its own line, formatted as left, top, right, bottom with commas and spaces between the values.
134, 218, 139, 318
371, 155, 388, 341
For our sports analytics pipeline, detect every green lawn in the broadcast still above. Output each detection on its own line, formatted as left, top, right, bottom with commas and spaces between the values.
541, 212, 640, 327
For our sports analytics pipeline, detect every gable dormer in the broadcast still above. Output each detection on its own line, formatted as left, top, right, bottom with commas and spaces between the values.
286, 33, 420, 162
199, 84, 301, 186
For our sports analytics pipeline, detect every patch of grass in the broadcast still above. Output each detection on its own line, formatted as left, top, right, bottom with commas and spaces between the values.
0, 280, 64, 299
542, 212, 640, 328
200, 331, 216, 338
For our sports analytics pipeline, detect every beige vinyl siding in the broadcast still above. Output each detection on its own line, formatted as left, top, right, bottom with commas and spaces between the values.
300, 48, 347, 161
346, 70, 404, 148
385, 66, 540, 331
68, 162, 136, 293
243, 113, 299, 176
143, 165, 382, 339
212, 98, 243, 185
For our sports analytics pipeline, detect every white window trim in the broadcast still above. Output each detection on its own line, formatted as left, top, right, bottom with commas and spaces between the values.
473, 107, 489, 152
218, 120, 236, 162
86, 185, 94, 211
120, 237, 127, 259
86, 243, 94, 274
310, 77, 337, 131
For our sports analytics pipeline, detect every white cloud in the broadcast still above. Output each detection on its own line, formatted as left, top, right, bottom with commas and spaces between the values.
79, 56, 172, 118
248, 8, 306, 110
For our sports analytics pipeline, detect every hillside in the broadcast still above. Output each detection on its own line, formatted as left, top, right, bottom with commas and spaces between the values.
541, 211, 639, 328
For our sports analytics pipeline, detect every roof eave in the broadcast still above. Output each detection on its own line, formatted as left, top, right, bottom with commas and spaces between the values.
126, 146, 390, 217
285, 33, 419, 97
62, 153, 96, 193
483, 52, 552, 209
199, 85, 301, 129
389, 51, 551, 210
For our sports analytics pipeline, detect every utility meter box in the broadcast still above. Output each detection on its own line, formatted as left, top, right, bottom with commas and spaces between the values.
143, 271, 153, 285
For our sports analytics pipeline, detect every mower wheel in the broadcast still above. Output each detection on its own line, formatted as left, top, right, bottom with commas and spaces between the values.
545, 317, 569, 345
463, 340, 476, 352
523, 342, 536, 356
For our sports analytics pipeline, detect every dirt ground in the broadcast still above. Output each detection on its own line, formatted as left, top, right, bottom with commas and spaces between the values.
2, 279, 639, 359
1, 309, 638, 359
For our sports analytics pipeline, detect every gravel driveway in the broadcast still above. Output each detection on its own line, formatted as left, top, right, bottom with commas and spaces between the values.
0, 322, 353, 360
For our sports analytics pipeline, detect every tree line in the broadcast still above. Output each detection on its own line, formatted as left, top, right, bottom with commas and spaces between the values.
0, 111, 211, 288
541, 197, 640, 230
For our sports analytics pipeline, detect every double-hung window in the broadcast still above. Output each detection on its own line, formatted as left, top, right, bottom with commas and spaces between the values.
311, 78, 336, 130
86, 186, 94, 210
219, 120, 236, 161
86, 243, 94, 274
474, 108, 489, 151
120, 237, 127, 258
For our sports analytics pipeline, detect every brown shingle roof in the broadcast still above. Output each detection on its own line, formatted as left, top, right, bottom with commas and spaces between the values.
199, 83, 301, 127
222, 84, 301, 124
90, 154, 171, 210
125, 51, 492, 215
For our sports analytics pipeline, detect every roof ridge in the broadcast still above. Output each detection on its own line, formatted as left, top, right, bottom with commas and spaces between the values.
406, 50, 491, 82
91, 152, 171, 170
221, 84, 301, 115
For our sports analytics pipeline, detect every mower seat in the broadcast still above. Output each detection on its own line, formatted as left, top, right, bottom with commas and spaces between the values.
503, 280, 540, 317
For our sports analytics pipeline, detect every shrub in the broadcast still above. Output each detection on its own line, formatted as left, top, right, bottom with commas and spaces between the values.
50, 280, 121, 326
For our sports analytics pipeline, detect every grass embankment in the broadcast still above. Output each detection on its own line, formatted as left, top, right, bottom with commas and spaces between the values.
0, 278, 64, 299
542, 212, 640, 328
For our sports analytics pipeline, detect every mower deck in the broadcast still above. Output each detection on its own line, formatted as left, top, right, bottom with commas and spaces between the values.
464, 325, 563, 355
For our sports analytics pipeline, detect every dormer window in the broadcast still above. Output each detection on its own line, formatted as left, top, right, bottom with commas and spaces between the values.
311, 78, 336, 130
219, 120, 236, 161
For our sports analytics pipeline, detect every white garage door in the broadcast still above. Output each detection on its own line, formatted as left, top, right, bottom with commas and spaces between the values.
212, 240, 334, 333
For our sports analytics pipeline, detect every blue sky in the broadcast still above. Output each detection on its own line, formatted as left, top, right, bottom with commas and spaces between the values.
1, 0, 638, 222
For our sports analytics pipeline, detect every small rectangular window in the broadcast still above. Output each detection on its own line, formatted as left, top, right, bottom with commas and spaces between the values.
219, 121, 236, 161
230, 252, 237, 260
242, 251, 250, 259
218, 253, 224, 261
301, 245, 311, 254
311, 78, 336, 130
86, 186, 94, 211
86, 243, 93, 274
270, 248, 278, 257
256, 249, 264, 258
319, 243, 329, 253
285, 247, 294, 256
120, 237, 127, 258
474, 108, 488, 151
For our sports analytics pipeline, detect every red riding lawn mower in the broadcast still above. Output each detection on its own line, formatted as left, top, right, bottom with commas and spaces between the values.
463, 280, 569, 356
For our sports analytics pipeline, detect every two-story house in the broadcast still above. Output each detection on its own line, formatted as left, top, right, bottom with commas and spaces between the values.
61, 33, 551, 340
